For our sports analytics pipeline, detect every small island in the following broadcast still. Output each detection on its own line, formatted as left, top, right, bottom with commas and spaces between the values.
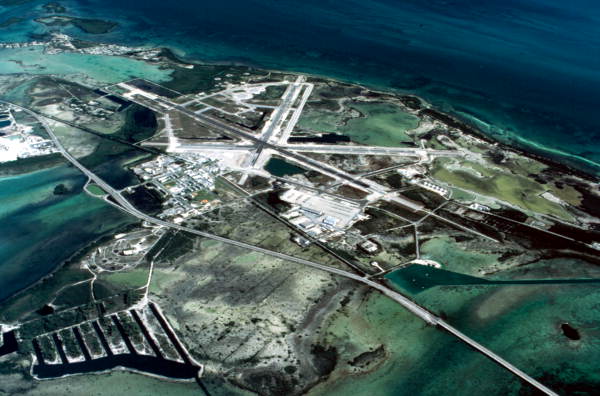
35, 15, 117, 34
42, 2, 66, 13
561, 323, 581, 341
0, 32, 598, 396
52, 183, 69, 195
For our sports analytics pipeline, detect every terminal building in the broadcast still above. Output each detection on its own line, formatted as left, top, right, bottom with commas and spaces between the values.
279, 187, 365, 241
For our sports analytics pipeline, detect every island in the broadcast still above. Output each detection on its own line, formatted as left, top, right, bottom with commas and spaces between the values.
0, 33, 598, 396
35, 15, 117, 35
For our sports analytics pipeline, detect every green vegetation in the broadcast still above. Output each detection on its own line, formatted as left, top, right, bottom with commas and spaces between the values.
80, 104, 157, 168
53, 183, 69, 195
116, 104, 158, 143
161, 61, 250, 94
192, 189, 217, 202
297, 101, 419, 147
0, 153, 65, 177
432, 158, 574, 221
550, 183, 582, 206
247, 85, 287, 105
100, 267, 150, 290
0, 262, 90, 323
152, 231, 196, 263
297, 108, 345, 134
85, 183, 106, 196
34, 15, 118, 34
342, 102, 419, 146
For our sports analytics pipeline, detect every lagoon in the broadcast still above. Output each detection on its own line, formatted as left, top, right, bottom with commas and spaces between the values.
0, 164, 135, 301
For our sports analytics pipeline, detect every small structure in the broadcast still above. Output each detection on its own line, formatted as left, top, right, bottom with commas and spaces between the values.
410, 259, 442, 268
370, 261, 384, 272
419, 180, 450, 199
469, 203, 490, 212
322, 216, 338, 227
358, 239, 380, 254
292, 235, 311, 248
398, 165, 426, 179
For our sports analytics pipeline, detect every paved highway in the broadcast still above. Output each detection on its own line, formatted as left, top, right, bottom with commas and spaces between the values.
34, 100, 440, 326
15, 100, 558, 396
437, 321, 558, 396
119, 90, 517, 239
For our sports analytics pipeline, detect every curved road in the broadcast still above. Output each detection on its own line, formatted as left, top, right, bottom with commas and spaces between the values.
11, 101, 557, 396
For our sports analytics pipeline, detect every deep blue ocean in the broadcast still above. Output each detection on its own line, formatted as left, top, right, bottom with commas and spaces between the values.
1, 1, 600, 393
1, 0, 599, 174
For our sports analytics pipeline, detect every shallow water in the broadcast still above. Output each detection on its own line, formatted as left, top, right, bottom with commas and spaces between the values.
0, 0, 589, 174
1, 1, 599, 394
0, 47, 172, 84
0, 165, 135, 301
341, 102, 419, 147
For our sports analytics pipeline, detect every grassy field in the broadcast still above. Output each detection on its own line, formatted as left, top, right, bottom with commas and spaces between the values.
85, 183, 106, 196
99, 266, 150, 290
296, 101, 419, 147
432, 159, 574, 221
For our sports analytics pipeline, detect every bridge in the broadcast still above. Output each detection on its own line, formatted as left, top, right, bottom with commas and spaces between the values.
6, 100, 558, 396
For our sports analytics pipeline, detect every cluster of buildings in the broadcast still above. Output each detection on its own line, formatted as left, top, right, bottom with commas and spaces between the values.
358, 239, 380, 254
0, 32, 166, 65
398, 166, 450, 199
65, 98, 115, 120
44, 33, 175, 65
132, 154, 221, 223
72, 43, 164, 61
0, 40, 45, 50
280, 187, 365, 243
88, 227, 164, 272
0, 108, 58, 163
469, 203, 490, 212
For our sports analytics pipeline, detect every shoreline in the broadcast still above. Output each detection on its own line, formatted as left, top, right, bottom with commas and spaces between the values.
0, 38, 597, 310
154, 46, 600, 182
0, 215, 139, 309
0, 36, 597, 312
1, 32, 596, 180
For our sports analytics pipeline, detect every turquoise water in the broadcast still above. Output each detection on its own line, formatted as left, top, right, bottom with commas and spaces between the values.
1, 1, 600, 394
0, 47, 172, 83
380, 258, 600, 394
1, 0, 596, 174
0, 165, 135, 301
386, 264, 600, 293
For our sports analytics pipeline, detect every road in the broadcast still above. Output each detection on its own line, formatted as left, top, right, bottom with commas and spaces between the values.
282, 144, 463, 157
219, 176, 367, 275
115, 87, 516, 240
358, 162, 419, 178
13, 101, 558, 396
116, 91, 375, 192
35, 100, 440, 325
437, 321, 557, 396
